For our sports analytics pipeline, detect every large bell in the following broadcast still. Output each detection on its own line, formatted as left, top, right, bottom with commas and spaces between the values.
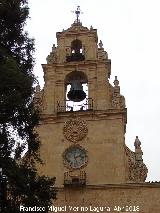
67, 80, 86, 102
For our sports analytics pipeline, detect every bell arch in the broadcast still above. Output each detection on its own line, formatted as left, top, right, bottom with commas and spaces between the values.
71, 39, 82, 54
64, 71, 90, 111
66, 39, 85, 62
65, 70, 88, 84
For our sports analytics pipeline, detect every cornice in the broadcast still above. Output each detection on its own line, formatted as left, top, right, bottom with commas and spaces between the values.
39, 109, 127, 124
55, 182, 160, 191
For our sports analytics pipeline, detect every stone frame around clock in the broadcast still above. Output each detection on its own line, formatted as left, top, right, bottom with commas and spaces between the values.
62, 144, 88, 170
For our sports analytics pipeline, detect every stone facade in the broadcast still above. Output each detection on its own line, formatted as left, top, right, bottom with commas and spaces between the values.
54, 184, 160, 213
34, 16, 160, 212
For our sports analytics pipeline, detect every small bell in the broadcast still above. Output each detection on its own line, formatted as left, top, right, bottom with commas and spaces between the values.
67, 80, 86, 102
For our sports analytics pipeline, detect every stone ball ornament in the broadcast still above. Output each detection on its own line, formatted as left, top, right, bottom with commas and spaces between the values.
63, 117, 88, 142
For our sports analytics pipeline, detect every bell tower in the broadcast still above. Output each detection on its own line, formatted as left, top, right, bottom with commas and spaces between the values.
34, 7, 147, 189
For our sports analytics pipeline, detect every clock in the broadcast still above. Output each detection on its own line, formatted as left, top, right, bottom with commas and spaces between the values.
63, 145, 87, 169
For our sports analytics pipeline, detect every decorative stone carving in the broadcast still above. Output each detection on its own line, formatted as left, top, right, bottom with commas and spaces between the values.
46, 43, 57, 64
134, 136, 143, 161
64, 170, 86, 185
134, 135, 141, 149
97, 49, 108, 60
125, 136, 148, 182
99, 40, 103, 48
112, 76, 125, 109
129, 161, 148, 182
90, 25, 93, 30
33, 83, 42, 110
66, 22, 89, 33
63, 117, 88, 142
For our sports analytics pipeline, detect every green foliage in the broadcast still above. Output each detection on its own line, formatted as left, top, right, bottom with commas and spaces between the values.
0, 0, 56, 212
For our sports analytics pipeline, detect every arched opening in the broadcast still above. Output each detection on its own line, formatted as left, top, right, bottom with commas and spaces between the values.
71, 39, 82, 54
66, 39, 85, 62
64, 71, 89, 111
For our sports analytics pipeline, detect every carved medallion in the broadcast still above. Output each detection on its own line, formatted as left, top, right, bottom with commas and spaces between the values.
63, 118, 88, 142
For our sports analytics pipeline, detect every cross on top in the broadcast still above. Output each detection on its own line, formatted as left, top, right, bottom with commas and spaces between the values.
74, 6, 82, 23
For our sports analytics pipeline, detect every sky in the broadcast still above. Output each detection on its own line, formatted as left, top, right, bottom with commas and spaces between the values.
26, 0, 160, 181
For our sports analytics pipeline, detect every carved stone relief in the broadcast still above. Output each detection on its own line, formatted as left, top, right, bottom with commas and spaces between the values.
125, 146, 148, 182
46, 44, 57, 64
63, 117, 88, 142
112, 76, 126, 109
33, 84, 43, 111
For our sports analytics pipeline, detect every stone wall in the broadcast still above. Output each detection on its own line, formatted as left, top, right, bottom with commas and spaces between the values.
52, 183, 160, 213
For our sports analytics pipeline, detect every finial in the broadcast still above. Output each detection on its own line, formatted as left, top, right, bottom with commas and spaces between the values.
134, 136, 143, 161
52, 44, 56, 52
99, 40, 103, 48
113, 76, 119, 87
134, 136, 141, 149
90, 25, 93, 30
75, 6, 82, 23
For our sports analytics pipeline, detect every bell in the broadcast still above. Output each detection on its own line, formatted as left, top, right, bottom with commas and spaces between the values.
67, 80, 86, 102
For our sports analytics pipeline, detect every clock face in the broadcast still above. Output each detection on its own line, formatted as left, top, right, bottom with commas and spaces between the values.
63, 146, 87, 169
